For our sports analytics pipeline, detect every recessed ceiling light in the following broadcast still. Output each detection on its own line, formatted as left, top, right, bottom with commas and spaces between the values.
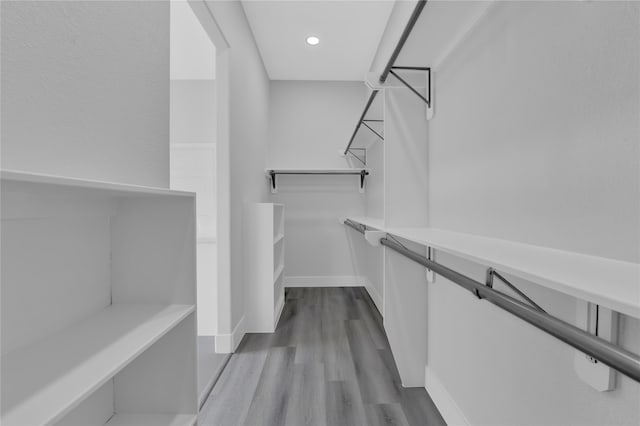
306, 36, 320, 46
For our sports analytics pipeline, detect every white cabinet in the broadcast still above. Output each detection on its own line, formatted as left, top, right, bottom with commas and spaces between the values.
1, 171, 197, 426
246, 203, 285, 333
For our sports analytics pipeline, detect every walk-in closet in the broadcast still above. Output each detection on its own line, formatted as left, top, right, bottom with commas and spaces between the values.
2, 1, 639, 425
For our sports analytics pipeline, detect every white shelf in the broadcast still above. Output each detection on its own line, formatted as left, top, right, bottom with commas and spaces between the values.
347, 216, 385, 230
346, 217, 640, 319
1, 304, 195, 425
1, 169, 194, 198
106, 413, 197, 426
274, 232, 284, 245
265, 168, 369, 174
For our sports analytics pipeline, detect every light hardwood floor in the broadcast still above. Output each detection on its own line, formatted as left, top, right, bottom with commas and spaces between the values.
200, 287, 446, 426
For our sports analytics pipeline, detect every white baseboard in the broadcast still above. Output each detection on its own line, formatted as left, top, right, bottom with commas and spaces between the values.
284, 275, 367, 287
215, 315, 245, 353
274, 294, 285, 328
363, 277, 383, 315
425, 366, 470, 426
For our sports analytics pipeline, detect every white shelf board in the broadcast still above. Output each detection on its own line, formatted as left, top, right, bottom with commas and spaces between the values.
265, 168, 369, 174
346, 217, 640, 319
274, 263, 285, 283
346, 216, 385, 231
1, 304, 195, 425
1, 169, 194, 198
274, 232, 285, 245
106, 413, 197, 426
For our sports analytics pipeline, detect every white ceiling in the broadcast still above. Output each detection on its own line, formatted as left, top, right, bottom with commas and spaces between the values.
170, 0, 216, 80
241, 0, 395, 81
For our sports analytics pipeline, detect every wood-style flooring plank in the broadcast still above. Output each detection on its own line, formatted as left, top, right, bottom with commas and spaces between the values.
356, 299, 388, 350
345, 319, 403, 404
244, 346, 296, 426
285, 363, 326, 426
364, 403, 410, 426
320, 317, 357, 382
325, 380, 367, 426
399, 387, 447, 426
198, 334, 269, 426
244, 347, 296, 426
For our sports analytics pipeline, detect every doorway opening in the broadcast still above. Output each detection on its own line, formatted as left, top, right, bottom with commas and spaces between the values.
169, 0, 225, 405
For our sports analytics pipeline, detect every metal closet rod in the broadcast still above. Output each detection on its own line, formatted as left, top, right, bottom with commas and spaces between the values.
343, 0, 428, 155
342, 219, 640, 383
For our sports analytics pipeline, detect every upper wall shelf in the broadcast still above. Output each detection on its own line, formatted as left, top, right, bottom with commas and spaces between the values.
266, 169, 369, 194
345, 217, 640, 320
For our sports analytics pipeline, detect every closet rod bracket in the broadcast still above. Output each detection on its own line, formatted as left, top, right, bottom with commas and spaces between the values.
359, 170, 367, 193
269, 170, 277, 193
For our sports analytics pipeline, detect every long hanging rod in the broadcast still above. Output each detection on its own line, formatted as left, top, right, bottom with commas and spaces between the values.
379, 0, 428, 84
343, 0, 428, 155
343, 219, 640, 383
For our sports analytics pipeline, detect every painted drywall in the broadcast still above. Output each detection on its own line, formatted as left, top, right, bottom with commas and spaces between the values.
204, 0, 270, 338
170, 80, 217, 144
422, 2, 639, 425
268, 81, 376, 283
1, 1, 170, 187
170, 0, 216, 80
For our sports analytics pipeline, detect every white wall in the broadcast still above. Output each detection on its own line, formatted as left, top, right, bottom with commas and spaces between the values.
170, 81, 217, 144
1, 1, 170, 187
204, 0, 270, 342
422, 2, 639, 425
268, 81, 374, 284
170, 0, 216, 81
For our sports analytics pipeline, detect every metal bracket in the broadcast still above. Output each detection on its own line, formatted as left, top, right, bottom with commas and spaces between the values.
575, 301, 619, 391
361, 121, 384, 141
347, 148, 367, 166
389, 66, 434, 120
476, 267, 496, 299
359, 170, 366, 193
269, 170, 277, 193
425, 247, 435, 283
481, 268, 545, 313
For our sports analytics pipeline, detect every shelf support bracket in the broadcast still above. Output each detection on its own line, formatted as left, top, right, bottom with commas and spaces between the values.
347, 148, 367, 166
480, 268, 546, 314
359, 170, 367, 193
425, 247, 435, 283
269, 170, 277, 194
389, 66, 434, 120
575, 301, 619, 391
361, 122, 384, 141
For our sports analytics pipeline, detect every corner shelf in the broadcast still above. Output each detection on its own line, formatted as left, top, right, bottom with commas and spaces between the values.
346, 217, 640, 319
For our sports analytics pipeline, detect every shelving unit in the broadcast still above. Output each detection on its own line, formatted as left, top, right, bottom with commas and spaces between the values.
1, 170, 197, 425
346, 217, 640, 320
246, 203, 286, 332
